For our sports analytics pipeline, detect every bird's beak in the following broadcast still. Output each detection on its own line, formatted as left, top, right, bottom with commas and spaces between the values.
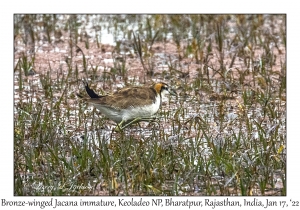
168, 88, 177, 96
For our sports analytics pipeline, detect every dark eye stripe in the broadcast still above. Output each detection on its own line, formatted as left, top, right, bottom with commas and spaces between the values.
161, 85, 168, 91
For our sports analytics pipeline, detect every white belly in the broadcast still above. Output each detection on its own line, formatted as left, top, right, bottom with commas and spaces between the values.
122, 96, 161, 121
95, 96, 161, 123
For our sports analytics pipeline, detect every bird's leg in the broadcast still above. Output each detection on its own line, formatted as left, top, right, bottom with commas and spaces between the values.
123, 117, 158, 129
114, 120, 125, 132
115, 118, 142, 131
114, 117, 157, 131
140, 117, 157, 122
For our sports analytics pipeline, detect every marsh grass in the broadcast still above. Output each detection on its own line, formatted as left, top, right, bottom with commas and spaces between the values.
14, 14, 286, 196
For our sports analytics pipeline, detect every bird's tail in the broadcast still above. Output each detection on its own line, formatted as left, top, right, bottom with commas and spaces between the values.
77, 80, 103, 99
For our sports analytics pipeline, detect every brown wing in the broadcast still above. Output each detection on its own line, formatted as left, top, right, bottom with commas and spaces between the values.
88, 86, 157, 110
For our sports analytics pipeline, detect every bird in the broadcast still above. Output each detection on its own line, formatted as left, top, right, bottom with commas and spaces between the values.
77, 81, 177, 131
